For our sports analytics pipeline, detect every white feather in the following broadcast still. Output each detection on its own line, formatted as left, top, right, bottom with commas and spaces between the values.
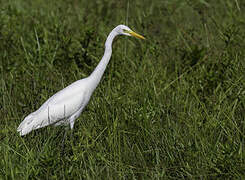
17, 25, 145, 136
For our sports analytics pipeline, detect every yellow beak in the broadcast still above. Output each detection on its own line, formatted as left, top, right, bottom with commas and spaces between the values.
129, 31, 145, 40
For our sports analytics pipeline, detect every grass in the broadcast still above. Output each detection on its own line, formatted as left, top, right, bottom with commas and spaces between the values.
1, 0, 245, 179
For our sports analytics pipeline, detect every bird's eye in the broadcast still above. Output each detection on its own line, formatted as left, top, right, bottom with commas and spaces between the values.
123, 29, 130, 33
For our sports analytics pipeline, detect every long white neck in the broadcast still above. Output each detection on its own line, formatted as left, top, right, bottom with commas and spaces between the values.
89, 30, 118, 90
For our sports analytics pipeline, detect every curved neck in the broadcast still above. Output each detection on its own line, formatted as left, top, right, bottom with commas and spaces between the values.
89, 30, 117, 89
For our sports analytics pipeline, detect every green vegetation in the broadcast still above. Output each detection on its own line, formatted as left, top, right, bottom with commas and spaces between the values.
1, 0, 245, 179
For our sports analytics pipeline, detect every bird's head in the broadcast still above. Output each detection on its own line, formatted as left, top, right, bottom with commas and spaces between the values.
115, 25, 145, 39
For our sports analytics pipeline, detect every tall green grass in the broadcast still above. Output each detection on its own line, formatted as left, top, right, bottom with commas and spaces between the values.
1, 0, 245, 179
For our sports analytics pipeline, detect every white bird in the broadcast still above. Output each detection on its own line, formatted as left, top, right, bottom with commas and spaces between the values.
17, 25, 145, 136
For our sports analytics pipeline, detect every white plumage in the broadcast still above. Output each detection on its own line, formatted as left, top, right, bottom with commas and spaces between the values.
17, 25, 145, 136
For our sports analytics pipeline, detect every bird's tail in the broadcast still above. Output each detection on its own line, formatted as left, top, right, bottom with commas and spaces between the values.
17, 113, 40, 136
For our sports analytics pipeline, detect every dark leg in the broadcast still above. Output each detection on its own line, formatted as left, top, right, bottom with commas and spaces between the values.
60, 129, 67, 156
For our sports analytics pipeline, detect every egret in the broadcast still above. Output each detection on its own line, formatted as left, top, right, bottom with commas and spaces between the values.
17, 25, 145, 136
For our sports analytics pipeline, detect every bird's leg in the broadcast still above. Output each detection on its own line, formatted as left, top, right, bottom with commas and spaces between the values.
69, 117, 76, 130
60, 115, 76, 156
60, 128, 67, 156
69, 117, 76, 143
70, 120, 75, 130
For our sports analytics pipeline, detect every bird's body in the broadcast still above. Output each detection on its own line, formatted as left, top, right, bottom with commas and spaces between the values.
17, 25, 145, 136
17, 78, 91, 135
